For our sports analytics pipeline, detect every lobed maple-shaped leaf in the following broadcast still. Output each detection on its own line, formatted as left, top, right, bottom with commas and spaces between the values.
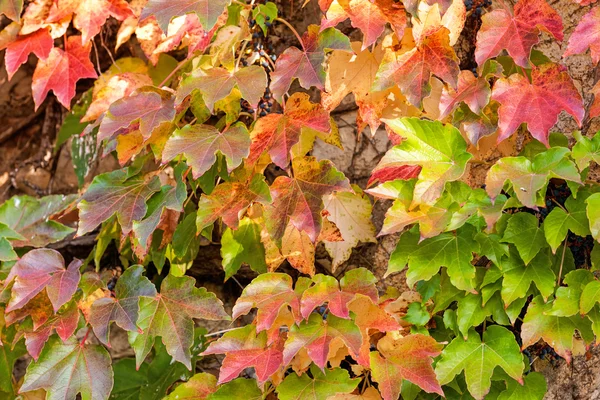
572, 131, 600, 171
270, 24, 351, 101
129, 274, 229, 369
436, 326, 524, 400
373, 26, 459, 107
547, 270, 594, 317
164, 372, 217, 399
232, 273, 304, 332
177, 66, 267, 111
475, 0, 562, 68
373, 118, 471, 207
544, 195, 590, 252
281, 223, 317, 275
47, 0, 133, 44
276, 365, 360, 400
300, 268, 377, 319
283, 313, 362, 368
0, 0, 22, 21
89, 265, 157, 346
162, 123, 250, 179
2, 27, 52, 80
486, 147, 582, 209
500, 248, 555, 307
498, 372, 547, 400
140, 0, 230, 32
0, 194, 75, 248
502, 213, 548, 265
77, 168, 161, 236
491, 63, 584, 145
323, 189, 377, 270
370, 333, 443, 400
264, 157, 351, 243
196, 174, 271, 231
248, 93, 332, 168
22, 300, 79, 360
202, 325, 283, 384
521, 295, 594, 362
20, 337, 113, 400
32, 35, 97, 110
98, 89, 176, 143
5, 249, 81, 313
221, 217, 268, 280
564, 7, 600, 64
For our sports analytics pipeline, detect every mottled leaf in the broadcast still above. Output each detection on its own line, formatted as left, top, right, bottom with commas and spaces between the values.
276, 365, 360, 400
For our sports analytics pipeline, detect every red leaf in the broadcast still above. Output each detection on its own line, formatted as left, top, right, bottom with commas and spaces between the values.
300, 269, 378, 319
367, 165, 421, 187
202, 325, 283, 384
4, 28, 53, 80
232, 273, 303, 332
5, 249, 81, 313
248, 93, 332, 168
264, 157, 351, 243
31, 35, 97, 109
373, 26, 459, 107
270, 25, 351, 101
140, 0, 230, 32
438, 70, 491, 119
370, 333, 444, 399
24, 301, 79, 360
564, 7, 600, 65
475, 0, 562, 68
491, 63, 584, 145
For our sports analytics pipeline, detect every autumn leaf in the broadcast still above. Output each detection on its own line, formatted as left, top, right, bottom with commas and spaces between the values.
140, 0, 230, 32
0, 0, 23, 21
564, 7, 600, 64
32, 35, 97, 109
300, 268, 378, 319
475, 0, 562, 68
89, 265, 157, 346
373, 26, 459, 107
491, 63, 584, 145
264, 157, 351, 243
370, 333, 443, 400
129, 274, 229, 369
20, 337, 114, 400
284, 313, 362, 368
177, 65, 267, 111
195, 174, 271, 231
232, 273, 304, 332
5, 249, 81, 313
0, 194, 76, 248
202, 325, 283, 384
98, 88, 176, 142
372, 118, 472, 206
485, 147, 582, 209
276, 365, 360, 400
248, 93, 333, 168
2, 27, 52, 80
521, 295, 594, 362
162, 123, 250, 179
77, 168, 162, 236
164, 372, 217, 399
281, 223, 316, 275
270, 24, 351, 101
436, 326, 524, 400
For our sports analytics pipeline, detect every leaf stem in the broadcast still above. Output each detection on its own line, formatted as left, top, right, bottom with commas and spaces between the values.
276, 17, 305, 51
557, 240, 568, 285
159, 59, 190, 88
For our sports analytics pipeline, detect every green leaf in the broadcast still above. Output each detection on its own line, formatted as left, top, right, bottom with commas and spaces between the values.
373, 118, 472, 206
497, 372, 546, 400
486, 147, 581, 208
403, 302, 430, 326
21, 337, 114, 400
580, 280, 600, 314
544, 195, 590, 252
387, 227, 419, 277
164, 373, 217, 400
435, 325, 524, 400
456, 293, 504, 338
521, 295, 594, 362
500, 248, 555, 307
586, 193, 600, 241
407, 225, 479, 292
547, 269, 593, 317
55, 90, 91, 151
128, 275, 229, 369
572, 131, 600, 171
208, 378, 262, 400
276, 365, 360, 400
476, 233, 508, 266
71, 124, 98, 188
221, 217, 267, 280
502, 213, 547, 265
0, 335, 25, 398
252, 2, 277, 35
0, 237, 17, 262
